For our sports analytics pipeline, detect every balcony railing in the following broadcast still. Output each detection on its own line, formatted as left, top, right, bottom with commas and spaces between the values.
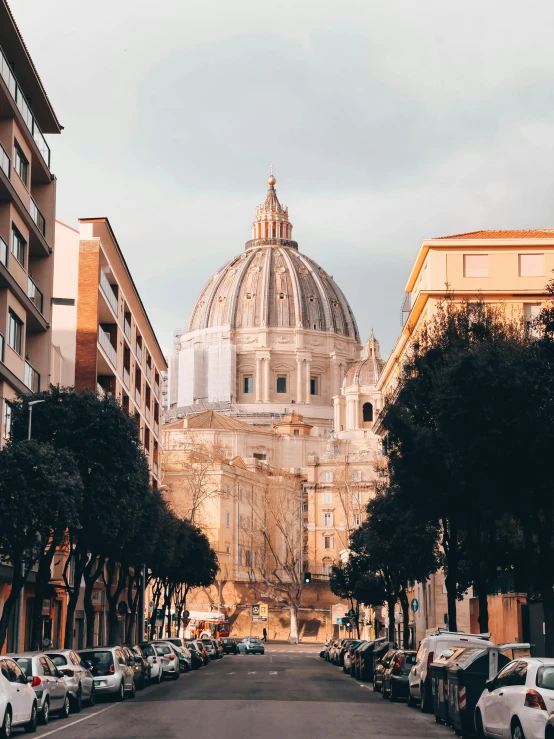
99, 270, 118, 315
0, 236, 7, 268
24, 360, 40, 393
123, 367, 130, 389
0, 46, 51, 168
0, 142, 10, 179
135, 387, 141, 406
29, 197, 46, 237
124, 319, 131, 341
27, 275, 43, 313
136, 343, 142, 363
98, 327, 117, 367
146, 364, 151, 381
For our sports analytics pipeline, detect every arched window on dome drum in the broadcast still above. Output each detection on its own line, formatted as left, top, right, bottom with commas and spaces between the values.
363, 402, 373, 423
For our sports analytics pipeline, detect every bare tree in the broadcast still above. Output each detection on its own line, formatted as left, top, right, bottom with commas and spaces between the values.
242, 467, 305, 643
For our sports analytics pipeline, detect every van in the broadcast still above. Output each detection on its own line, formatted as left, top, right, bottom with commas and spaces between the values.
408, 629, 492, 712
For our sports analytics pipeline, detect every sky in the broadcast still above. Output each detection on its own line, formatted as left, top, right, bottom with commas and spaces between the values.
9, 0, 554, 359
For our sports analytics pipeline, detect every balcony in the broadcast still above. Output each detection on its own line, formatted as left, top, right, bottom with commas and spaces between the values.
135, 387, 141, 406
154, 381, 159, 398
154, 420, 159, 436
0, 142, 9, 179
124, 319, 131, 341
29, 197, 45, 237
98, 327, 116, 367
100, 270, 118, 315
24, 360, 40, 393
153, 460, 159, 477
27, 275, 43, 314
0, 333, 4, 362
146, 364, 151, 381
0, 46, 51, 168
123, 367, 130, 389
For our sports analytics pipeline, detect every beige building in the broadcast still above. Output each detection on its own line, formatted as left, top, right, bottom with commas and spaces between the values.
0, 1, 62, 439
52, 218, 167, 484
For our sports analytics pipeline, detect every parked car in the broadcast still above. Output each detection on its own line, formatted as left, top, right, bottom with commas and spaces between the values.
44, 649, 95, 711
0, 656, 38, 736
200, 638, 217, 661
137, 643, 162, 684
78, 647, 136, 701
337, 639, 354, 667
151, 643, 179, 680
343, 641, 363, 674
194, 641, 210, 665
185, 642, 204, 670
164, 638, 187, 650
409, 630, 492, 712
327, 640, 340, 663
241, 637, 265, 655
373, 649, 397, 692
475, 657, 554, 739
222, 638, 238, 655
123, 646, 150, 689
11, 653, 69, 725
156, 641, 191, 672
383, 650, 416, 701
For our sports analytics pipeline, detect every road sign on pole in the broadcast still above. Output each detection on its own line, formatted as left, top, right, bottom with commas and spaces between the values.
251, 603, 268, 623
411, 598, 419, 613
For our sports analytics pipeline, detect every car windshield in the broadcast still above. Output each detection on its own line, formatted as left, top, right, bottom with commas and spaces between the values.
202, 640, 213, 647
140, 645, 155, 657
537, 666, 554, 690
14, 658, 32, 675
155, 645, 171, 656
249, 638, 262, 644
46, 654, 67, 667
79, 651, 113, 677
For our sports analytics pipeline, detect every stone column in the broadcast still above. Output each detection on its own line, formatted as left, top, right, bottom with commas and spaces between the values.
305, 359, 311, 404
263, 358, 270, 403
297, 357, 303, 403
255, 357, 262, 403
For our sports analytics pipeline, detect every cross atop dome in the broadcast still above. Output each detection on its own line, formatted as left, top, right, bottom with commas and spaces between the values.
246, 169, 298, 250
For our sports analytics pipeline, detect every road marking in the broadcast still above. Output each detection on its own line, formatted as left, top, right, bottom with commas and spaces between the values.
37, 705, 117, 737
227, 672, 235, 675
248, 671, 256, 674
270, 671, 278, 675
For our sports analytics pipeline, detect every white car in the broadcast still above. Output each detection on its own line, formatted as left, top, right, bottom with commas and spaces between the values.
138, 643, 162, 684
408, 629, 492, 711
475, 657, 554, 738
0, 656, 38, 737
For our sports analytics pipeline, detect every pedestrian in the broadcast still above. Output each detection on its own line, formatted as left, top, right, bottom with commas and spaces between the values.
263, 627, 267, 642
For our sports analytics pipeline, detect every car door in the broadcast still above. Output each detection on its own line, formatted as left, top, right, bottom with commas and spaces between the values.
5, 659, 30, 724
480, 662, 518, 737
499, 661, 530, 738
117, 649, 131, 689
44, 657, 65, 708
410, 643, 426, 698
0, 662, 16, 723
70, 652, 92, 700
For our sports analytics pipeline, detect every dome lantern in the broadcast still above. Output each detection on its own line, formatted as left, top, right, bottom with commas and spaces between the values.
247, 169, 297, 250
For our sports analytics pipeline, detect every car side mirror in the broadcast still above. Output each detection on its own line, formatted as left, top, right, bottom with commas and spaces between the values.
485, 679, 495, 692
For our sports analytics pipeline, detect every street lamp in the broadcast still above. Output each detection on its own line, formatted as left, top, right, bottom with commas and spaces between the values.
27, 399, 45, 440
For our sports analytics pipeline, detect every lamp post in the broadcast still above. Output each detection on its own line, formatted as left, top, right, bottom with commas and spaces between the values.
27, 399, 45, 440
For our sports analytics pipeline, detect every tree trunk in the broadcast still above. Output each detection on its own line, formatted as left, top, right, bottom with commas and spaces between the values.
84, 579, 96, 647
443, 520, 459, 632
29, 543, 58, 651
0, 562, 24, 652
125, 573, 141, 644
387, 596, 397, 645
64, 585, 80, 648
289, 603, 299, 643
399, 590, 410, 649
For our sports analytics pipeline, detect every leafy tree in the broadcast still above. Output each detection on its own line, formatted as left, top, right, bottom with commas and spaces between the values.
330, 558, 385, 638
0, 441, 82, 651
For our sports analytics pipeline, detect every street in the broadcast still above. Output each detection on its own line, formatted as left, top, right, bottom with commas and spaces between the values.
23, 644, 452, 739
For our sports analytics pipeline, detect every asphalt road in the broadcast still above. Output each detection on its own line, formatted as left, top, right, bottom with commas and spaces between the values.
23, 644, 452, 739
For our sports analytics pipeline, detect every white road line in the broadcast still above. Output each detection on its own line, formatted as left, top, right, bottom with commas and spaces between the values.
248, 671, 256, 674
270, 671, 278, 675
37, 705, 117, 738
227, 672, 235, 675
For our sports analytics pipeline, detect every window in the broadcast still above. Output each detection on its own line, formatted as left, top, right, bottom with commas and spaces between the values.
524, 303, 541, 337
363, 402, 373, 422
14, 142, 28, 185
310, 376, 318, 395
322, 558, 333, 576
226, 511, 230, 528
302, 502, 308, 513
323, 535, 334, 550
463, 254, 488, 277
276, 376, 287, 393
293, 429, 299, 436
8, 310, 23, 355
352, 512, 361, 527
323, 491, 333, 504
3, 401, 12, 436
351, 470, 362, 482
519, 254, 544, 277
225, 542, 231, 554
253, 452, 266, 461
322, 471, 333, 483
323, 512, 333, 526
11, 225, 26, 266
511, 662, 528, 686
537, 665, 554, 690
351, 491, 362, 506
494, 662, 518, 689
245, 550, 252, 568
244, 376, 253, 393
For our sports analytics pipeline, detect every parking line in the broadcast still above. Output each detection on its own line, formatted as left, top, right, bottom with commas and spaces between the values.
37, 704, 117, 737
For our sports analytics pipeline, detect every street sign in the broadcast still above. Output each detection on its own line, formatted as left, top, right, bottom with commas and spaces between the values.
251, 603, 268, 623
411, 598, 419, 613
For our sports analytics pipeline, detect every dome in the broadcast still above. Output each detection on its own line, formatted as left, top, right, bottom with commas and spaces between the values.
344, 331, 385, 387
188, 176, 359, 341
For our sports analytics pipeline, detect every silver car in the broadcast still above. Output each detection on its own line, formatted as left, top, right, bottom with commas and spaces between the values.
11, 653, 70, 726
44, 649, 95, 711
78, 647, 135, 701
152, 643, 179, 680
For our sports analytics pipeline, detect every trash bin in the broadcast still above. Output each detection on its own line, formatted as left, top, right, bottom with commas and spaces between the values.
431, 648, 466, 725
448, 648, 510, 737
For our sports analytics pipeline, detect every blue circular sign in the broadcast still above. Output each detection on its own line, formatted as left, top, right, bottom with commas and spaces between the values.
411, 598, 419, 613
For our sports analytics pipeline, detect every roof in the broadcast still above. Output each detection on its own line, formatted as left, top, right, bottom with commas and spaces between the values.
434, 230, 554, 240
344, 331, 385, 388
164, 410, 276, 434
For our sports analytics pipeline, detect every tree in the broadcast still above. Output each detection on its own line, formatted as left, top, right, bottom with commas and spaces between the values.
10, 387, 151, 647
0, 440, 82, 651
330, 558, 385, 638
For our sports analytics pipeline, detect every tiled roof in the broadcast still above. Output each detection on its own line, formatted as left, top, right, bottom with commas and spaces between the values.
163, 410, 275, 434
434, 230, 554, 240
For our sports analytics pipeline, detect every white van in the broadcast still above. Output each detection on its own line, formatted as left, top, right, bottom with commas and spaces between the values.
408, 629, 493, 711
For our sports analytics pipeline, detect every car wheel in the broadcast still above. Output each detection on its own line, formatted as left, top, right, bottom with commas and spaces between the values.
0, 708, 11, 739
24, 702, 37, 734
373, 676, 381, 692
115, 680, 125, 702
382, 684, 389, 699
172, 671, 180, 681
420, 682, 432, 713
59, 695, 70, 720
129, 681, 136, 699
71, 687, 82, 714
475, 709, 485, 738
38, 700, 49, 726
88, 686, 96, 707
511, 719, 525, 739
407, 690, 417, 708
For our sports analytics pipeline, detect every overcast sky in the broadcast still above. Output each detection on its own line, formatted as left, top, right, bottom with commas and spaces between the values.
9, 0, 554, 358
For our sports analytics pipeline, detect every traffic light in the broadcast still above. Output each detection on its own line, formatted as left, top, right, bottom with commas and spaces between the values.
303, 572, 311, 584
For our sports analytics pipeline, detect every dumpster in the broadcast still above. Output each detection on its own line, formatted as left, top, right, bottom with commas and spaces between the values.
448, 647, 510, 737
431, 648, 466, 725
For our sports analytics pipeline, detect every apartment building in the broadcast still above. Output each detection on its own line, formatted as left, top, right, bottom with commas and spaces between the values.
0, 1, 62, 438
52, 218, 166, 484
